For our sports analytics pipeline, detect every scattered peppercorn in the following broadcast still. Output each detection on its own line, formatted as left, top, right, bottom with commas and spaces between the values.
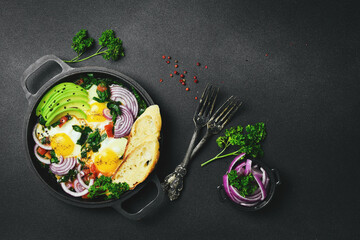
195, 97, 198, 100
265, 53, 269, 57
186, 87, 189, 91
168, 56, 171, 59
196, 62, 200, 66
160, 79, 163, 82
205, 65, 208, 69
170, 74, 173, 77
194, 79, 199, 83
180, 74, 184, 78
193, 76, 197, 79
175, 64, 178, 68
174, 71, 179, 75
183, 71, 187, 74
182, 82, 186, 85
166, 60, 170, 64
175, 60, 178, 63
162, 55, 166, 59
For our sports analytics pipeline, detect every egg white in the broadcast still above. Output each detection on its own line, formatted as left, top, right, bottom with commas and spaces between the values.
48, 118, 82, 158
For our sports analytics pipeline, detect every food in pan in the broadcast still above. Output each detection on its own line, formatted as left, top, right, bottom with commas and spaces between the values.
223, 154, 269, 206
32, 74, 161, 200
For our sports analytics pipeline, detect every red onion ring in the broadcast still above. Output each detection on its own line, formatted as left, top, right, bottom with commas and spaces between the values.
76, 165, 92, 189
102, 108, 113, 120
33, 124, 52, 150
244, 159, 252, 175
253, 174, 267, 200
49, 156, 76, 176
109, 85, 138, 118
114, 105, 134, 138
228, 153, 246, 172
61, 182, 89, 197
73, 179, 86, 193
34, 144, 51, 164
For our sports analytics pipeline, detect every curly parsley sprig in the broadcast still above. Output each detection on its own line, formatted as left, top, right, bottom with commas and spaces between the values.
64, 29, 124, 63
201, 122, 266, 167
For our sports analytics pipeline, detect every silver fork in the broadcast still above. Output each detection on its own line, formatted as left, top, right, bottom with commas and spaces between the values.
162, 84, 219, 201
190, 96, 242, 160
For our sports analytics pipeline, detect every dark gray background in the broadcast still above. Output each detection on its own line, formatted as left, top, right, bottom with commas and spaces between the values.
1, 0, 359, 239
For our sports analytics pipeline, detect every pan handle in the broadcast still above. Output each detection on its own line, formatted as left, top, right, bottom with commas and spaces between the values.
112, 174, 165, 220
20, 55, 72, 105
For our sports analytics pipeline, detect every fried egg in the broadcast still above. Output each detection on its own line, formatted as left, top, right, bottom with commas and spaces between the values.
91, 137, 128, 176
86, 85, 110, 129
48, 118, 82, 158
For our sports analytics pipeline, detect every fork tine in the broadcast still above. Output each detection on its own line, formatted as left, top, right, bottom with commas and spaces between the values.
201, 86, 219, 117
194, 84, 212, 117
219, 99, 242, 127
209, 95, 235, 123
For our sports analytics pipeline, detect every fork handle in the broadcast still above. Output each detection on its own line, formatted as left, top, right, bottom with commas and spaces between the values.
190, 130, 212, 160
181, 127, 201, 168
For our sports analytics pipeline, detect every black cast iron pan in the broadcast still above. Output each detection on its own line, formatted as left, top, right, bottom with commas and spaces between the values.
21, 55, 164, 220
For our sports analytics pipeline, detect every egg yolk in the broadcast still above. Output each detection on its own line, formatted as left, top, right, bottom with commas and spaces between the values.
87, 102, 107, 122
50, 133, 74, 157
94, 148, 122, 176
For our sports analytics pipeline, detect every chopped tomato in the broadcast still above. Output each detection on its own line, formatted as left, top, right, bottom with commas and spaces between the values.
89, 164, 99, 179
82, 168, 90, 175
37, 147, 47, 156
75, 78, 84, 85
44, 151, 52, 159
59, 116, 69, 128
104, 122, 114, 137
97, 83, 107, 92
82, 193, 89, 199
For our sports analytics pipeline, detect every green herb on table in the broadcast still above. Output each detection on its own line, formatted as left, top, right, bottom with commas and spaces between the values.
227, 170, 258, 197
64, 29, 124, 63
67, 29, 95, 63
201, 122, 266, 167
88, 175, 129, 200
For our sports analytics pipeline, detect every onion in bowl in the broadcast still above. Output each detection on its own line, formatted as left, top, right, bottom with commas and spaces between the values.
223, 154, 270, 207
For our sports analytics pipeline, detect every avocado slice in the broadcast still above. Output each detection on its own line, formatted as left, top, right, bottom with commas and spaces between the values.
42, 95, 88, 118
44, 101, 90, 121
45, 108, 87, 126
41, 85, 88, 116
36, 82, 77, 116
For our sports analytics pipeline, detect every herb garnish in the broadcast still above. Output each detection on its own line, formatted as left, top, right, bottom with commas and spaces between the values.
64, 29, 124, 63
227, 170, 258, 197
88, 175, 129, 200
201, 122, 266, 166
131, 87, 147, 116
107, 100, 122, 124
93, 82, 110, 103
80, 129, 107, 158
72, 125, 93, 145
58, 169, 78, 183
49, 150, 59, 163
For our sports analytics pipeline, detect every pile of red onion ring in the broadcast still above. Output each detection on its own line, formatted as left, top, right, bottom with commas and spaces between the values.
109, 84, 138, 118
49, 156, 76, 175
223, 153, 269, 207
114, 105, 134, 138
60, 164, 94, 197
